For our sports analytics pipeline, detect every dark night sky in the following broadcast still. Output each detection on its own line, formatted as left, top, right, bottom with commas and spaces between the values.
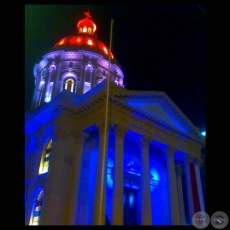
25, 4, 206, 132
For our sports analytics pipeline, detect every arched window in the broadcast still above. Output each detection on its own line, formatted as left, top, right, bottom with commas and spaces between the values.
38, 139, 52, 174
30, 189, 44, 225
88, 27, 92, 35
64, 78, 76, 93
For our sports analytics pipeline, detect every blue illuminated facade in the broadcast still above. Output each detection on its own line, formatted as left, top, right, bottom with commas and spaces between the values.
25, 12, 206, 226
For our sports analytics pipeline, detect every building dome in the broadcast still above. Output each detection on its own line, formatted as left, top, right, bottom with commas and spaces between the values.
31, 11, 124, 110
51, 11, 115, 62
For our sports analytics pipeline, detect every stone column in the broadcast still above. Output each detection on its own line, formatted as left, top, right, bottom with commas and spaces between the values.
112, 125, 126, 225
93, 123, 109, 225
176, 164, 186, 225
89, 66, 93, 90
163, 146, 180, 225
39, 126, 72, 225
42, 61, 56, 103
182, 154, 194, 225
91, 66, 97, 88
67, 132, 88, 225
52, 62, 62, 98
30, 75, 41, 110
139, 136, 152, 225
58, 79, 64, 94
194, 159, 205, 212
79, 64, 86, 94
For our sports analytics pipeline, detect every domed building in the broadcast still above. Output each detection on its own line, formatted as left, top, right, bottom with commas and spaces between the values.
30, 11, 124, 110
25, 12, 206, 226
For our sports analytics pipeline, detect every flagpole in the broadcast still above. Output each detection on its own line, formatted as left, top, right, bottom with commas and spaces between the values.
99, 18, 114, 225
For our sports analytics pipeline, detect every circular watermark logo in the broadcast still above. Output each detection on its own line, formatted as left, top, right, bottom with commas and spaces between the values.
211, 211, 228, 229
192, 211, 210, 229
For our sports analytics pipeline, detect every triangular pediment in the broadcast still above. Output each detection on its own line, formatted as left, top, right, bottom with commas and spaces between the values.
109, 82, 201, 137
125, 101, 186, 132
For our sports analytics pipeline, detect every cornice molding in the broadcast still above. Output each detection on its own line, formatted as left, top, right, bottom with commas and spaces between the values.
25, 81, 205, 147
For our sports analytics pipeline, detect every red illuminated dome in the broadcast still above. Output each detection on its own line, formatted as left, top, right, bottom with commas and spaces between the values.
51, 11, 115, 61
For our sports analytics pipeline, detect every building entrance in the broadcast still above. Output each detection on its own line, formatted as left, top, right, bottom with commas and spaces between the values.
123, 187, 138, 225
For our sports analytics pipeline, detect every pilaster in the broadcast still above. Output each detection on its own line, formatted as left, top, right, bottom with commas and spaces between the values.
39, 125, 74, 225
67, 132, 89, 225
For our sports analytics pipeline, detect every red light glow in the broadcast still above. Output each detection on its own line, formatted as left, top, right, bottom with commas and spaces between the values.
103, 47, 108, 54
87, 39, 93, 46
93, 25, 96, 33
58, 38, 65, 45
54, 36, 115, 59
69, 37, 77, 45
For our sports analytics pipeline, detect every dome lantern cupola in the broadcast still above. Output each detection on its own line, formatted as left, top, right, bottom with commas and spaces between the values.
77, 11, 97, 36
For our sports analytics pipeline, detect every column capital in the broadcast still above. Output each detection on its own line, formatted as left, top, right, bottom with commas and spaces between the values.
49, 61, 57, 72
114, 125, 128, 139
138, 135, 152, 149
162, 146, 177, 159
75, 132, 89, 145
181, 153, 192, 164
52, 125, 72, 142
96, 122, 111, 135
191, 156, 203, 167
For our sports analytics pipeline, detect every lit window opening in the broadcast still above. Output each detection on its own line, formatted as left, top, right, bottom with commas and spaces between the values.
30, 189, 44, 226
76, 38, 81, 43
64, 78, 75, 93
38, 140, 52, 174
87, 39, 93, 46
88, 27, 92, 34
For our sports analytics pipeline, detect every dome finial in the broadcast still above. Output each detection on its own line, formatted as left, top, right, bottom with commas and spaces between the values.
84, 10, 92, 19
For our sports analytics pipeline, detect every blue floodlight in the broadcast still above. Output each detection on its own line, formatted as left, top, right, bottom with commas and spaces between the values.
201, 131, 206, 136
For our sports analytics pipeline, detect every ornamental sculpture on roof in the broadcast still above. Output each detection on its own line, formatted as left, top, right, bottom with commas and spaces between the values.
84, 11, 92, 19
